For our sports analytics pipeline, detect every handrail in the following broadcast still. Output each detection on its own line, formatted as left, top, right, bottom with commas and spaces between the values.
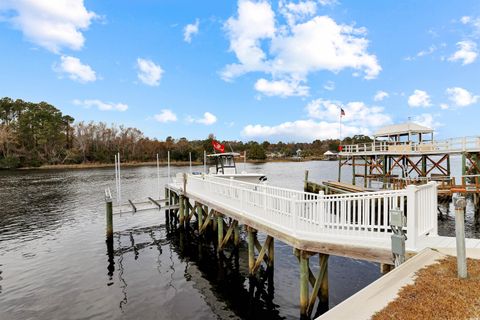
179, 175, 438, 250
340, 136, 480, 154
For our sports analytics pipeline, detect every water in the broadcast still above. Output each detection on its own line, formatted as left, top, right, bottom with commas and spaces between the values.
0, 161, 477, 319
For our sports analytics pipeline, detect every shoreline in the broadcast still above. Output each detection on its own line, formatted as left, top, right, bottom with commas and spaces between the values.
13, 158, 327, 171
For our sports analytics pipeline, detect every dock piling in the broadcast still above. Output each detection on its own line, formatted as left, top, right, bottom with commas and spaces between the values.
247, 227, 255, 274
299, 251, 309, 318
105, 193, 113, 238
454, 196, 468, 279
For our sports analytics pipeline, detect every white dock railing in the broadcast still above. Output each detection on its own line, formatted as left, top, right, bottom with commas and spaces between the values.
181, 175, 438, 250
340, 136, 480, 155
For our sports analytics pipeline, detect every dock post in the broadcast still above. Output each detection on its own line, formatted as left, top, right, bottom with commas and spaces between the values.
299, 250, 309, 318
337, 157, 342, 182
247, 227, 255, 274
196, 203, 203, 232
234, 222, 240, 246
179, 194, 185, 228
106, 196, 113, 238
268, 237, 274, 269
184, 197, 190, 227
217, 214, 224, 252
304, 170, 309, 191
319, 254, 329, 308
454, 196, 468, 279
364, 156, 368, 188
352, 156, 356, 185
421, 155, 427, 177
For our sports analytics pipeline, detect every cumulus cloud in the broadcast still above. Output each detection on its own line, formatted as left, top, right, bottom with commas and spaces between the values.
183, 19, 199, 43
373, 90, 389, 101
306, 99, 392, 128
73, 99, 128, 112
54, 55, 96, 83
136, 58, 163, 86
187, 112, 217, 125
254, 78, 309, 97
154, 109, 177, 123
243, 98, 391, 141
448, 41, 478, 65
411, 113, 441, 130
446, 87, 479, 107
408, 90, 432, 108
0, 0, 97, 53
222, 0, 381, 96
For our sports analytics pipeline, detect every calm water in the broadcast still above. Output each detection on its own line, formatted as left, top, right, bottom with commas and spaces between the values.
0, 161, 478, 319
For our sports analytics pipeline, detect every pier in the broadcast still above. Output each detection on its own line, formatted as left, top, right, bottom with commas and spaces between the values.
103, 151, 480, 318
161, 173, 480, 318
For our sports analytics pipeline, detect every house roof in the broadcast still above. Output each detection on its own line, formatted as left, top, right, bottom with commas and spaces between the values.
324, 150, 337, 155
374, 122, 433, 138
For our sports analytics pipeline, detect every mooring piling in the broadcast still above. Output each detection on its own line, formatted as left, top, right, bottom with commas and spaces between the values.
454, 196, 468, 279
105, 188, 113, 238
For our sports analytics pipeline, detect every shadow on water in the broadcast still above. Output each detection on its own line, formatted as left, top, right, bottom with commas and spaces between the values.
105, 221, 295, 319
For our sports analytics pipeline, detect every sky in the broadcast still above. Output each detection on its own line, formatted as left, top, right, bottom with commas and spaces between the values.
0, 0, 479, 142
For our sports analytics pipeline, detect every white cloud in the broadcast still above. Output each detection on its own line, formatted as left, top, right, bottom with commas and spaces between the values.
254, 78, 309, 97
460, 16, 480, 35
222, 0, 275, 80
183, 19, 199, 43
306, 99, 392, 128
187, 112, 217, 125
446, 87, 479, 107
411, 113, 441, 130
243, 98, 392, 141
242, 119, 365, 141
54, 55, 96, 83
373, 90, 389, 101
136, 58, 164, 86
73, 99, 128, 112
0, 0, 97, 53
154, 109, 177, 123
408, 90, 432, 108
222, 0, 381, 90
440, 103, 449, 110
279, 0, 318, 26
323, 80, 335, 91
448, 40, 478, 65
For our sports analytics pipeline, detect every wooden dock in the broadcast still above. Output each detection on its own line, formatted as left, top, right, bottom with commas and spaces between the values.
159, 173, 480, 318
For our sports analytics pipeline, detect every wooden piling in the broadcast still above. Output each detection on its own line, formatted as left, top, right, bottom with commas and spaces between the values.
337, 157, 342, 182
320, 254, 329, 307
217, 214, 224, 251
304, 170, 309, 191
268, 237, 274, 269
196, 203, 203, 232
247, 227, 255, 274
234, 222, 240, 246
179, 195, 185, 227
352, 156, 356, 185
106, 197, 113, 238
299, 251, 309, 317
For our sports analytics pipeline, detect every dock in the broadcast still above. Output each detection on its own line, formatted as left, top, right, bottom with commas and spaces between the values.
161, 173, 480, 318
103, 150, 480, 318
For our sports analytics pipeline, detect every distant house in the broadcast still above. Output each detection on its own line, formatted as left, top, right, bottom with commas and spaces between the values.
296, 149, 302, 157
323, 150, 338, 160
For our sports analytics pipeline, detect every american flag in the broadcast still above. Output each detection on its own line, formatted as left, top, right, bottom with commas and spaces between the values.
340, 108, 345, 116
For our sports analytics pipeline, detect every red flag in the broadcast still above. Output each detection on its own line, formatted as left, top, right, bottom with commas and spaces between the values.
340, 108, 345, 116
212, 140, 225, 153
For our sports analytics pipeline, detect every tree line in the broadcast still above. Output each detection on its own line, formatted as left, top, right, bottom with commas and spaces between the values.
0, 97, 372, 169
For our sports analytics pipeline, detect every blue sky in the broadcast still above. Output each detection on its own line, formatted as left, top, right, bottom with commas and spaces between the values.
0, 0, 479, 142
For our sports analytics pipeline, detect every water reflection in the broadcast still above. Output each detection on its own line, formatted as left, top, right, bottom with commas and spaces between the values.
105, 221, 286, 319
